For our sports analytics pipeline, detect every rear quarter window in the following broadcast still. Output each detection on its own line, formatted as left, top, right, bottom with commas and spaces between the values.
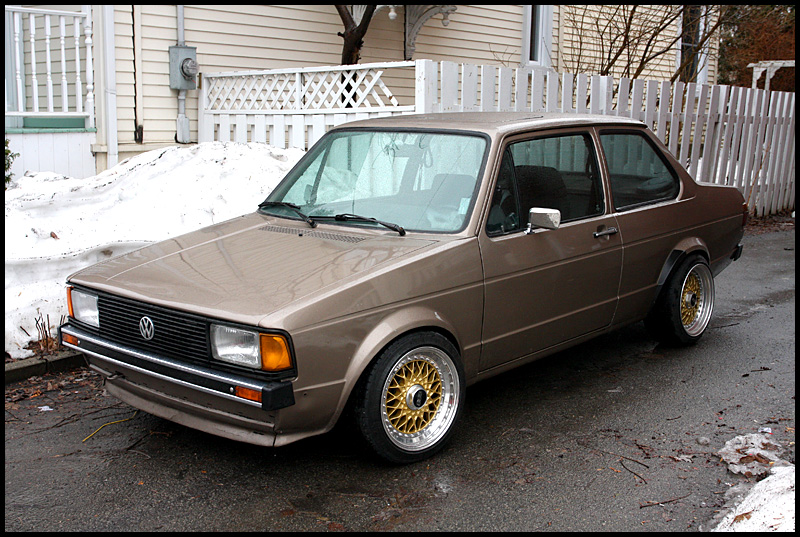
599, 131, 680, 211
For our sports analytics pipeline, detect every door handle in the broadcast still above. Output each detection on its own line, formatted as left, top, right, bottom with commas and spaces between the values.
593, 227, 618, 238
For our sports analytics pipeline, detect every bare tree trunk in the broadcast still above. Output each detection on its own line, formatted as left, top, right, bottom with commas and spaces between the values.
335, 5, 376, 65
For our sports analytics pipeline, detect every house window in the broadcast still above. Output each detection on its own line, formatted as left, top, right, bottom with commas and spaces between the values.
522, 5, 553, 69
676, 6, 710, 84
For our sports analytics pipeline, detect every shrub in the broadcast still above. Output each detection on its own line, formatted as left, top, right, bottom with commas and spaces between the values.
6, 138, 19, 187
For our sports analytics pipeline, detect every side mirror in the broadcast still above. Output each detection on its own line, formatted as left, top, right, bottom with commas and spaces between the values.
525, 207, 561, 234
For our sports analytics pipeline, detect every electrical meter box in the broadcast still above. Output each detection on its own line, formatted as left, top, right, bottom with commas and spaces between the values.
169, 45, 198, 90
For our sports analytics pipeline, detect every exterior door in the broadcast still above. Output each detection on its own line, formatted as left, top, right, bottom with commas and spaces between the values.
479, 130, 622, 372
596, 128, 684, 325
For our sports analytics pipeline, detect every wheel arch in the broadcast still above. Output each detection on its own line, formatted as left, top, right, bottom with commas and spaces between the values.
653, 237, 710, 301
331, 307, 463, 428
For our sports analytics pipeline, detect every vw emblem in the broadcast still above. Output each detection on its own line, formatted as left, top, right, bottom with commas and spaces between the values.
139, 316, 155, 340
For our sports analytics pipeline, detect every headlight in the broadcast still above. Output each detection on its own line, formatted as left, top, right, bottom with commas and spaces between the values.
210, 324, 293, 372
67, 287, 99, 328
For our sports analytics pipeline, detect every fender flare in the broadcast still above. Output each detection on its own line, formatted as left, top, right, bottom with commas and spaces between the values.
653, 237, 710, 299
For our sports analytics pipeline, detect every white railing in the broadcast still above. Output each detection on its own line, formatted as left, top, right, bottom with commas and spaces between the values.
199, 61, 417, 148
199, 59, 795, 216
4, 5, 94, 128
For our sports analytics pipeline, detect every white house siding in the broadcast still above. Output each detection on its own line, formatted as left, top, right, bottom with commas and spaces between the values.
100, 4, 717, 168
7, 131, 96, 179
108, 5, 528, 154
411, 5, 523, 66
113, 6, 135, 146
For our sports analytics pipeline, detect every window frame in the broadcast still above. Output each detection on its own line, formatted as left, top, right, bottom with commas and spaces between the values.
597, 128, 682, 212
485, 129, 606, 237
521, 5, 553, 70
675, 6, 711, 85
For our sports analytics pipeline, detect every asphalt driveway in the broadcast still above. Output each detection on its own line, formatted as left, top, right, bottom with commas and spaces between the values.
5, 228, 795, 532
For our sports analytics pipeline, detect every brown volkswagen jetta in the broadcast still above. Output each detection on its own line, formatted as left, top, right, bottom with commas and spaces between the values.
60, 113, 746, 463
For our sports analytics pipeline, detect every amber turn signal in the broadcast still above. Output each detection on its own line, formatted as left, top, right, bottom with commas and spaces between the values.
259, 334, 292, 371
62, 333, 79, 346
234, 386, 262, 403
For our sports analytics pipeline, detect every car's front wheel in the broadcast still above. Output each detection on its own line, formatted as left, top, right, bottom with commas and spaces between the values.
355, 332, 465, 464
646, 254, 715, 346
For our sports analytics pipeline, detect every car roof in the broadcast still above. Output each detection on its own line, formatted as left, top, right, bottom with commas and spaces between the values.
332, 112, 646, 137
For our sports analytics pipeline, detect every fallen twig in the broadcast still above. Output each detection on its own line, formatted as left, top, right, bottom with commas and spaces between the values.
620, 459, 647, 484
593, 447, 650, 468
639, 493, 691, 509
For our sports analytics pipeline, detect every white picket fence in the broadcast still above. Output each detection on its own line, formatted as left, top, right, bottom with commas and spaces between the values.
199, 59, 795, 216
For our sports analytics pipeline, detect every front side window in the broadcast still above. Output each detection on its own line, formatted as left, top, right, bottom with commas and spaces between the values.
266, 130, 488, 233
487, 133, 604, 235
599, 132, 680, 211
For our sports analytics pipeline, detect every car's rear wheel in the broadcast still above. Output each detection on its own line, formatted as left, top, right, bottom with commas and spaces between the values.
355, 332, 464, 464
646, 254, 715, 345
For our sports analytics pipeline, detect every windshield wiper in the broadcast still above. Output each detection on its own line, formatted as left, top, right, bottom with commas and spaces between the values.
313, 213, 406, 236
258, 201, 317, 228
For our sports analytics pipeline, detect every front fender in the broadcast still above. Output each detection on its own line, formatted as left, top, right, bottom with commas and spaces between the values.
339, 305, 463, 406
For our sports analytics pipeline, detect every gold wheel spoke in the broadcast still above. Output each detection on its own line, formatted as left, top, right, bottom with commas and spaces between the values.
682, 272, 702, 326
385, 359, 443, 434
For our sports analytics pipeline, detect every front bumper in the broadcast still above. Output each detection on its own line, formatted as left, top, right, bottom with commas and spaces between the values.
60, 323, 295, 447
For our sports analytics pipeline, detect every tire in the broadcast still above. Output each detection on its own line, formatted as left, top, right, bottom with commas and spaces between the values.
355, 332, 465, 464
646, 254, 715, 346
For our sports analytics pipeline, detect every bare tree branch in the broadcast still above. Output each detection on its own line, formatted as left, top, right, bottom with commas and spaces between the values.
560, 5, 726, 84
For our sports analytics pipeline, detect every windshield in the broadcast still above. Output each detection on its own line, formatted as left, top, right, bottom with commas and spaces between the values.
263, 129, 489, 233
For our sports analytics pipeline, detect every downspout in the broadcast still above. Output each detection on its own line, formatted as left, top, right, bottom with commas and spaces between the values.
176, 5, 189, 143
102, 5, 118, 167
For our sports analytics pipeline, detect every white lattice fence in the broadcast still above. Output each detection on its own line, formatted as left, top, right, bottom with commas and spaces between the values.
199, 62, 417, 148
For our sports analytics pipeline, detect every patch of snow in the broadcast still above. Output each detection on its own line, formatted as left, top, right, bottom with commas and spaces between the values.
5, 141, 304, 358
712, 465, 795, 532
712, 433, 795, 532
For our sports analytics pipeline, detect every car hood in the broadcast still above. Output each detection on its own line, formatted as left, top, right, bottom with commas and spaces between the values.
69, 213, 437, 327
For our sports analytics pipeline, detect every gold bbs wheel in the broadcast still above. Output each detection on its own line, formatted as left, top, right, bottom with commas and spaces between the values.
646, 254, 716, 346
680, 262, 714, 337
384, 358, 442, 434
380, 346, 460, 453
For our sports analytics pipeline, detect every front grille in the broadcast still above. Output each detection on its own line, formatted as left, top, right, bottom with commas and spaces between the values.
69, 288, 296, 381
98, 294, 210, 363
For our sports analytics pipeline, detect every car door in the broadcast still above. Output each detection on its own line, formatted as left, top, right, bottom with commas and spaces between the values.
479, 129, 622, 372
595, 128, 684, 326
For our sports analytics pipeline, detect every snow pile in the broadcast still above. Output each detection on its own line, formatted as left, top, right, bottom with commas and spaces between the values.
712, 433, 795, 532
5, 142, 304, 358
713, 465, 795, 532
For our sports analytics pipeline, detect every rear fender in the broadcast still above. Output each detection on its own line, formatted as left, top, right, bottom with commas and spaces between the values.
654, 237, 709, 299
